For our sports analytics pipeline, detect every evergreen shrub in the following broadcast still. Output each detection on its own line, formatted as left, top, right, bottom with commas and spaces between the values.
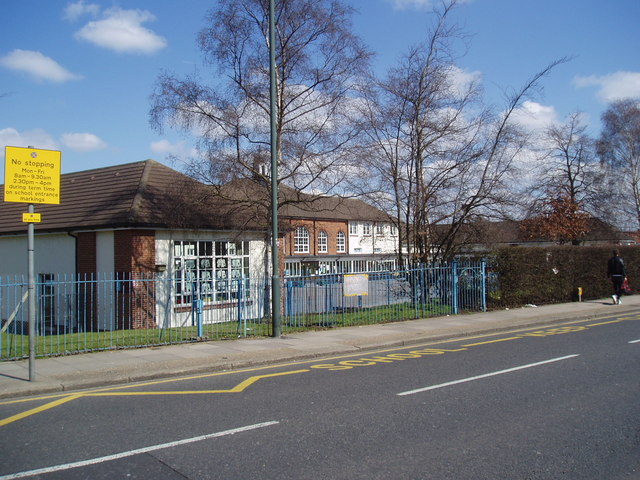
485, 245, 640, 309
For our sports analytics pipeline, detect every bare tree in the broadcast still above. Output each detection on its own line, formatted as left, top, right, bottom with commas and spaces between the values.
521, 112, 602, 244
359, 0, 565, 263
429, 58, 566, 260
358, 0, 478, 264
150, 0, 371, 208
597, 99, 640, 229
542, 112, 596, 206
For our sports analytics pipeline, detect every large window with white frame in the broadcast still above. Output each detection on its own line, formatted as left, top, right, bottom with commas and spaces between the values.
294, 226, 310, 253
336, 231, 346, 253
362, 223, 371, 236
375, 224, 384, 236
173, 240, 250, 305
318, 230, 328, 253
349, 223, 358, 235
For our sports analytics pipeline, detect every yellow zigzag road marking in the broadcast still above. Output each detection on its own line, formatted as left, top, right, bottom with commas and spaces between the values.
2, 314, 637, 425
0, 370, 308, 427
82, 369, 310, 396
462, 337, 522, 347
463, 318, 632, 347
587, 319, 626, 326
4, 314, 638, 408
0, 394, 82, 428
0, 363, 315, 406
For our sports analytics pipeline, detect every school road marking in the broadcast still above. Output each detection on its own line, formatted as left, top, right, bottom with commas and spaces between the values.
1, 314, 636, 428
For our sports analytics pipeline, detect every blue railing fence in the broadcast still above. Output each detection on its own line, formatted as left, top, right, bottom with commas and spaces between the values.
283, 260, 486, 326
0, 261, 486, 360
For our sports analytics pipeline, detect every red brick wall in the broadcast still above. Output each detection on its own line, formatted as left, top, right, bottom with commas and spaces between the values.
76, 232, 98, 330
77, 232, 96, 276
114, 230, 156, 274
285, 219, 348, 256
113, 230, 157, 329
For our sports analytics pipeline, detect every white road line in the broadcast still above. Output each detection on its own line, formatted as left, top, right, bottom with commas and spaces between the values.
0, 421, 279, 480
397, 355, 580, 396
629, 339, 640, 344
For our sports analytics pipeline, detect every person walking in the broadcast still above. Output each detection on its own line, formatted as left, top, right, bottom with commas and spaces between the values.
607, 249, 627, 305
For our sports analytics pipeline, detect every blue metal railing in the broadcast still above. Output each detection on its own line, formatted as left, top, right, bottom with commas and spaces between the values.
282, 261, 487, 328
0, 262, 486, 360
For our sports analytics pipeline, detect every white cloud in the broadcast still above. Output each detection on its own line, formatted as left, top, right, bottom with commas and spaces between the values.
1, 128, 106, 156
510, 101, 558, 132
574, 71, 640, 102
389, 0, 434, 10
388, 0, 471, 10
150, 139, 179, 154
0, 128, 59, 153
61, 132, 107, 152
150, 139, 197, 158
63, 0, 100, 21
0, 49, 82, 83
446, 65, 482, 98
74, 7, 167, 54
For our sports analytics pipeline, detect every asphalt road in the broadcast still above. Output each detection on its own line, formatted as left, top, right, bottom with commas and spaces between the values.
1, 313, 639, 479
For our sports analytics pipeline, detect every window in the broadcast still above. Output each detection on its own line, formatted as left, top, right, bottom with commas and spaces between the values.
349, 223, 358, 235
294, 226, 309, 253
375, 224, 384, 236
318, 230, 328, 253
390, 226, 398, 236
362, 223, 371, 236
173, 240, 250, 305
336, 231, 346, 253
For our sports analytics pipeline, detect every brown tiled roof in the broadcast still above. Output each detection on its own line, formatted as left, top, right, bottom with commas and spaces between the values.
219, 178, 393, 223
436, 219, 625, 246
0, 160, 263, 235
281, 194, 392, 222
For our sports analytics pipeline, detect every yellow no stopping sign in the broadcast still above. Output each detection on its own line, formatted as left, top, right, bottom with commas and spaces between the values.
4, 146, 61, 204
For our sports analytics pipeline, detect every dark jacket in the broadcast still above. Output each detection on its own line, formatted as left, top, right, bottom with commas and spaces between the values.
608, 256, 626, 277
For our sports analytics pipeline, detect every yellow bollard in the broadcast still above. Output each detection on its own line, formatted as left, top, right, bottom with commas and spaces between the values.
577, 287, 583, 302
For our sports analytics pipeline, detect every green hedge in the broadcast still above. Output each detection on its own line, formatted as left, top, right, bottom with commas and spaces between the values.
486, 245, 640, 308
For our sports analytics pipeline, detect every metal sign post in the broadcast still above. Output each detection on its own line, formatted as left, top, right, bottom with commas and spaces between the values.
27, 204, 36, 381
4, 146, 61, 381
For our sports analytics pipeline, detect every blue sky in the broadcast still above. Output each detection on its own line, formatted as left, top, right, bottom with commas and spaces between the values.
1, 0, 639, 181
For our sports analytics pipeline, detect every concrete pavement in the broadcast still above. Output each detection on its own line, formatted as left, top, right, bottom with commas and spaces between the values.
1, 295, 638, 399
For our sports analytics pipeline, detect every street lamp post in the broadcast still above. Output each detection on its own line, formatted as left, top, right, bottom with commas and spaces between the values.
269, 0, 281, 337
